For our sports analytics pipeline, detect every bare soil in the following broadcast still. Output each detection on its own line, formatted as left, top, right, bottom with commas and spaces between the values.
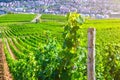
0, 39, 13, 80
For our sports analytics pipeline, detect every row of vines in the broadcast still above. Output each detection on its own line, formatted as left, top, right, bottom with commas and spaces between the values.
1, 13, 120, 80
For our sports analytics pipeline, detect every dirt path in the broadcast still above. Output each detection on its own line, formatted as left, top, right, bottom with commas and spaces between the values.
31, 14, 41, 23
0, 39, 13, 80
4, 38, 16, 60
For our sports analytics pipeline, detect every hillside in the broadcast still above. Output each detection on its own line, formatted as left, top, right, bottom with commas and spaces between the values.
0, 14, 120, 79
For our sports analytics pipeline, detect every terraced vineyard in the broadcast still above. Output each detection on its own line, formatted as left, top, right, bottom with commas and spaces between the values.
0, 13, 120, 80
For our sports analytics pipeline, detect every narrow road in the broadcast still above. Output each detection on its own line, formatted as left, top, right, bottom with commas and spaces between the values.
0, 39, 13, 80
31, 14, 41, 23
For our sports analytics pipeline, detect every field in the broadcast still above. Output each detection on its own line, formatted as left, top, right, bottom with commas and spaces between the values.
0, 13, 120, 80
0, 14, 36, 23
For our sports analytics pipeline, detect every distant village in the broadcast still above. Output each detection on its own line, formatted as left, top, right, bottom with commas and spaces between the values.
0, 0, 120, 18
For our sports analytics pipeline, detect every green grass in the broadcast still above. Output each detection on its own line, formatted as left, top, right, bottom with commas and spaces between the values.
83, 19, 120, 29
41, 14, 67, 22
0, 14, 36, 23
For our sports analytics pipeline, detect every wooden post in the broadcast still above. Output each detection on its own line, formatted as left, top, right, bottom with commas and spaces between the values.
87, 28, 96, 80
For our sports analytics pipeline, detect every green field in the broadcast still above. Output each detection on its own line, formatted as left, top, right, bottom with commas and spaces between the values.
0, 14, 36, 23
41, 14, 66, 22
0, 14, 120, 80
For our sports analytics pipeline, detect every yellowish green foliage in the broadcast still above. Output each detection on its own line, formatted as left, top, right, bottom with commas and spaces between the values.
63, 12, 85, 54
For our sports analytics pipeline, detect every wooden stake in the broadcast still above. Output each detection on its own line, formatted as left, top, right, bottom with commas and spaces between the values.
88, 28, 96, 80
